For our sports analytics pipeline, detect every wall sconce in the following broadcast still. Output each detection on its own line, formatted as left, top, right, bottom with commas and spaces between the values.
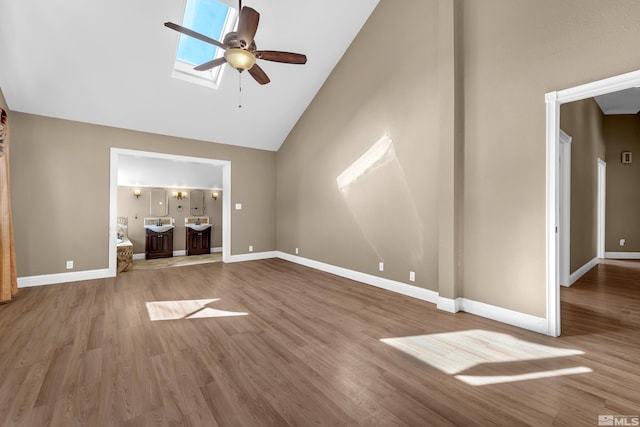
173, 191, 188, 200
212, 192, 219, 200
133, 189, 141, 199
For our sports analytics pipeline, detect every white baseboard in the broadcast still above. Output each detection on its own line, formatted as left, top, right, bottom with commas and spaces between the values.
436, 296, 461, 313
227, 251, 279, 263
16, 249, 549, 335
276, 251, 546, 334
211, 247, 223, 253
605, 251, 640, 259
133, 253, 145, 260
567, 257, 599, 287
173, 250, 186, 257
275, 251, 439, 304
18, 268, 113, 288
457, 298, 548, 335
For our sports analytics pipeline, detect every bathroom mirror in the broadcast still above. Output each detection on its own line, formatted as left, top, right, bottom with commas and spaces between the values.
190, 190, 205, 215
150, 189, 168, 216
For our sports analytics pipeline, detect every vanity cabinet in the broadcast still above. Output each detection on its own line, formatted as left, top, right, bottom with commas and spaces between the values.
145, 229, 174, 259
186, 227, 211, 255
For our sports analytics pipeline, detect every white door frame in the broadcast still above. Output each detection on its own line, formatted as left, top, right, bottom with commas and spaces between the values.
108, 148, 232, 276
558, 129, 572, 288
597, 158, 606, 259
545, 69, 640, 337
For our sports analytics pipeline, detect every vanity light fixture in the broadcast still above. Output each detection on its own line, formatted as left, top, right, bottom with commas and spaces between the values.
212, 192, 219, 200
133, 189, 141, 199
173, 191, 188, 200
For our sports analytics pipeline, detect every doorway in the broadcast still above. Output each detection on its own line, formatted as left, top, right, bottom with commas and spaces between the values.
546, 69, 640, 337
108, 148, 232, 276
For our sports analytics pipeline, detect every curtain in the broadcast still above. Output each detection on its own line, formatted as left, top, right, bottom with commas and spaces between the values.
0, 108, 18, 302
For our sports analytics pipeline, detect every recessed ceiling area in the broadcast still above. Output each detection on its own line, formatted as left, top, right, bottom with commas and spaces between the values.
595, 87, 640, 115
0, 0, 380, 151
117, 154, 223, 189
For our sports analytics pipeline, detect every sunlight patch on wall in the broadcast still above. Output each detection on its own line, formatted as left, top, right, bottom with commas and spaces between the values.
336, 135, 424, 264
145, 298, 248, 321
336, 135, 393, 190
381, 329, 591, 386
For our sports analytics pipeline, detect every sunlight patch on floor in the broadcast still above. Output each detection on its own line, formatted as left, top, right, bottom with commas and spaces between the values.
145, 298, 248, 321
381, 329, 592, 386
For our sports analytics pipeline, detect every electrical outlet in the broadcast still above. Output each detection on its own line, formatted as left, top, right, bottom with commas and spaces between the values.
235, 203, 242, 210
295, 247, 299, 255
620, 239, 626, 246
249, 245, 253, 252
379, 262, 384, 272
409, 271, 415, 282
66, 260, 74, 270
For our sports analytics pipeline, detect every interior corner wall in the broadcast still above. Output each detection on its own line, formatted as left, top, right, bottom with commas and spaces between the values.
461, 0, 640, 318
10, 113, 275, 277
276, 0, 440, 291
604, 115, 640, 252
560, 98, 605, 273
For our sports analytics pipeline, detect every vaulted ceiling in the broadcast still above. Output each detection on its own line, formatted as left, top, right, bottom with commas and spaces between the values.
0, 0, 379, 151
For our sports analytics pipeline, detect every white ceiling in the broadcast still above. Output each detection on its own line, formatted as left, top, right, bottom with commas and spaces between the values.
0, 0, 379, 152
595, 87, 640, 115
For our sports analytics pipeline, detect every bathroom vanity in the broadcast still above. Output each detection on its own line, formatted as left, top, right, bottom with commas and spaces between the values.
144, 217, 174, 259
185, 217, 211, 255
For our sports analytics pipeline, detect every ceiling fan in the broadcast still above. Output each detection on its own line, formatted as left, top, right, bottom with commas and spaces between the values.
164, 1, 307, 85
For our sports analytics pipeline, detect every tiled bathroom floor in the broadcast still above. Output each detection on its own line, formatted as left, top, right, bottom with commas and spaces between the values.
130, 253, 222, 271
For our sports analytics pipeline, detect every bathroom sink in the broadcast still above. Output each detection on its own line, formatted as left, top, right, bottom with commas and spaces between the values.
187, 224, 212, 231
144, 225, 175, 233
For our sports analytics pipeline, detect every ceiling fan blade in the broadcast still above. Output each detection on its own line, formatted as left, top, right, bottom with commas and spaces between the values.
255, 51, 307, 64
194, 57, 227, 71
164, 22, 227, 50
248, 63, 271, 85
237, 7, 260, 48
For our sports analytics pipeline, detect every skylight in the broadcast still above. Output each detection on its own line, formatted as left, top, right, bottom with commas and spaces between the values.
171, 0, 238, 89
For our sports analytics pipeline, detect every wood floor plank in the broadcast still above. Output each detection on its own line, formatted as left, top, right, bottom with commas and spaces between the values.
0, 258, 639, 425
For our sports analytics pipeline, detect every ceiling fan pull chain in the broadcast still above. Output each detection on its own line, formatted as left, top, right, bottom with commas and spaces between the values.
238, 72, 242, 108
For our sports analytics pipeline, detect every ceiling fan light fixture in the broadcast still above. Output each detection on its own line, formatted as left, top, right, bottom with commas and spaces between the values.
224, 48, 256, 71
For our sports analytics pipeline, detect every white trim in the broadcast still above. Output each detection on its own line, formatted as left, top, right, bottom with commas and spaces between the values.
276, 251, 439, 304
545, 69, 640, 337
227, 251, 279, 263
212, 247, 223, 253
568, 257, 599, 287
604, 251, 640, 259
277, 252, 545, 333
15, 249, 547, 335
458, 298, 548, 335
597, 159, 606, 259
173, 250, 186, 257
109, 148, 232, 267
545, 91, 561, 337
133, 253, 145, 260
559, 129, 572, 287
437, 297, 461, 313
18, 269, 112, 288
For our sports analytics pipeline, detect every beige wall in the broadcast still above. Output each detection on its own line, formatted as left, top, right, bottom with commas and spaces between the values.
560, 98, 606, 272
10, 113, 275, 276
604, 115, 640, 252
460, 0, 640, 317
117, 186, 223, 254
278, 0, 640, 318
277, 0, 440, 290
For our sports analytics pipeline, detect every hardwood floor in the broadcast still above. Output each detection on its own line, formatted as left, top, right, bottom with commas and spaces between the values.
0, 258, 638, 426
